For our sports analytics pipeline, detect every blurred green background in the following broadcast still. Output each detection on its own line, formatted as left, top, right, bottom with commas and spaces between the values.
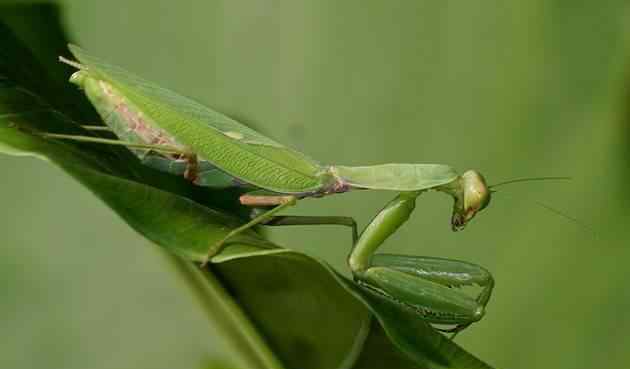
2, 1, 630, 368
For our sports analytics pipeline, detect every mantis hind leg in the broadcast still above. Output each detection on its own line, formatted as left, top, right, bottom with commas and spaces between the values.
40, 132, 204, 183
370, 254, 494, 337
80, 125, 113, 132
40, 132, 183, 154
180, 152, 198, 182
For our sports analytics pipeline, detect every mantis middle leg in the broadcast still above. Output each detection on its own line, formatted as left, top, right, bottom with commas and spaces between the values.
201, 195, 298, 265
202, 196, 359, 264
263, 215, 358, 244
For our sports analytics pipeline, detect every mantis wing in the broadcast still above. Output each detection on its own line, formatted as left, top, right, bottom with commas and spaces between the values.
68, 45, 325, 194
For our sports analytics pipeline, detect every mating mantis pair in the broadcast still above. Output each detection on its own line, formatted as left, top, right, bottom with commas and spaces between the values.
46, 45, 502, 336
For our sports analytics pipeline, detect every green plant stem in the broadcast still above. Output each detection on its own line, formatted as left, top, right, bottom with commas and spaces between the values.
164, 252, 286, 369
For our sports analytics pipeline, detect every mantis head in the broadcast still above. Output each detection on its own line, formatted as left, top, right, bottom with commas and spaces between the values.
451, 170, 491, 231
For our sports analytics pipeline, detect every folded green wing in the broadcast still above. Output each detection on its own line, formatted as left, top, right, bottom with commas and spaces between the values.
68, 45, 325, 194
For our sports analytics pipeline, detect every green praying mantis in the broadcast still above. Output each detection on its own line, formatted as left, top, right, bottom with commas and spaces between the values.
44, 45, 560, 337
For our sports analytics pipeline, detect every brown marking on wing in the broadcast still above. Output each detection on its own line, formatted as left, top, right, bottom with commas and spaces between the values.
99, 80, 185, 151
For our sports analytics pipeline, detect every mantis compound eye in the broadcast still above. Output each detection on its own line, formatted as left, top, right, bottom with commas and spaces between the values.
451, 170, 491, 231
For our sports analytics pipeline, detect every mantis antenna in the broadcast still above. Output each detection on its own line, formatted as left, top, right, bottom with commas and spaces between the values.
528, 198, 595, 235
488, 176, 596, 235
489, 176, 571, 189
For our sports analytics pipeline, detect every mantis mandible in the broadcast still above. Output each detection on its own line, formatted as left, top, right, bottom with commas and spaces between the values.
50, 45, 503, 336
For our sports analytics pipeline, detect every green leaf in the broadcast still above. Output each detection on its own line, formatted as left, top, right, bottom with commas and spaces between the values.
0, 3, 496, 369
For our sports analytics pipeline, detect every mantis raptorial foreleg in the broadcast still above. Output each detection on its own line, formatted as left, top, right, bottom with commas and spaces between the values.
370, 253, 494, 336
347, 191, 493, 336
370, 254, 494, 297
347, 191, 421, 273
